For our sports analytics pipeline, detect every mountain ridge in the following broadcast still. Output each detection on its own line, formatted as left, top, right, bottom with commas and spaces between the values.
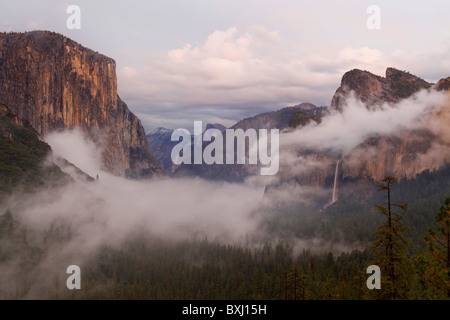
148, 67, 449, 185
330, 67, 433, 110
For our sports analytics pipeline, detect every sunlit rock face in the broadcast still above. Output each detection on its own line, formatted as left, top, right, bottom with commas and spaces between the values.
0, 31, 160, 177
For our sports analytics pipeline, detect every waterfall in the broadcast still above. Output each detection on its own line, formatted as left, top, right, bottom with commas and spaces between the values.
332, 160, 339, 204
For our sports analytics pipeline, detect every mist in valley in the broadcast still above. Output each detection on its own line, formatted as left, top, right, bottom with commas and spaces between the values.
0, 88, 449, 299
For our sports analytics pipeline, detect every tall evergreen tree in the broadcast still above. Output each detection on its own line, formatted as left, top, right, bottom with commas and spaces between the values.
370, 176, 411, 299
424, 196, 450, 299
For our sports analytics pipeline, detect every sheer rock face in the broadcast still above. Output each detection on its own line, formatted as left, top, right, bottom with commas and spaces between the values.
340, 130, 448, 182
330, 67, 432, 111
0, 31, 159, 176
327, 68, 448, 184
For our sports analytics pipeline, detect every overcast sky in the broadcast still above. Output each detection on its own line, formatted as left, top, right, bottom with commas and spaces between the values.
1, 0, 449, 131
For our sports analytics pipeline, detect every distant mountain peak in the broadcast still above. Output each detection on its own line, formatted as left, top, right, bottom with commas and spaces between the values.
231, 104, 325, 132
149, 127, 172, 135
291, 102, 320, 111
205, 123, 227, 132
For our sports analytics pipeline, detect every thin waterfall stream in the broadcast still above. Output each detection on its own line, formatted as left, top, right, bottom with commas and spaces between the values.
332, 160, 339, 203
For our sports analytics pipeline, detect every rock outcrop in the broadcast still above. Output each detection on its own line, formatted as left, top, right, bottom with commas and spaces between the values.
0, 31, 160, 177
331, 67, 432, 110
436, 77, 450, 92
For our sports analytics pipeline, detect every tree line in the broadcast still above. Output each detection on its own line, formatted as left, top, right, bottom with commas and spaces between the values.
0, 177, 448, 299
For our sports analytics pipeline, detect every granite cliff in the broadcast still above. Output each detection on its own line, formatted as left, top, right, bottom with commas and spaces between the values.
0, 31, 160, 177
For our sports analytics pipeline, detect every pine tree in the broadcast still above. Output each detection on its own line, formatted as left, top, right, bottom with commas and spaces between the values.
287, 264, 309, 300
370, 176, 411, 299
423, 196, 450, 299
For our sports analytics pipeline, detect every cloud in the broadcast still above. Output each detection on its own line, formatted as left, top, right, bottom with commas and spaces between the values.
336, 47, 387, 75
44, 128, 103, 178
117, 25, 450, 131
119, 30, 140, 41
335, 46, 450, 84
0, 128, 273, 297
26, 20, 43, 30
18, 129, 267, 246
117, 26, 344, 129
276, 88, 450, 183
389, 46, 450, 82
281, 89, 449, 154
16, 174, 265, 246
5, 89, 448, 297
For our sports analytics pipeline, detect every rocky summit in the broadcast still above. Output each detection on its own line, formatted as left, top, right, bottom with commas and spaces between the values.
331, 67, 433, 110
